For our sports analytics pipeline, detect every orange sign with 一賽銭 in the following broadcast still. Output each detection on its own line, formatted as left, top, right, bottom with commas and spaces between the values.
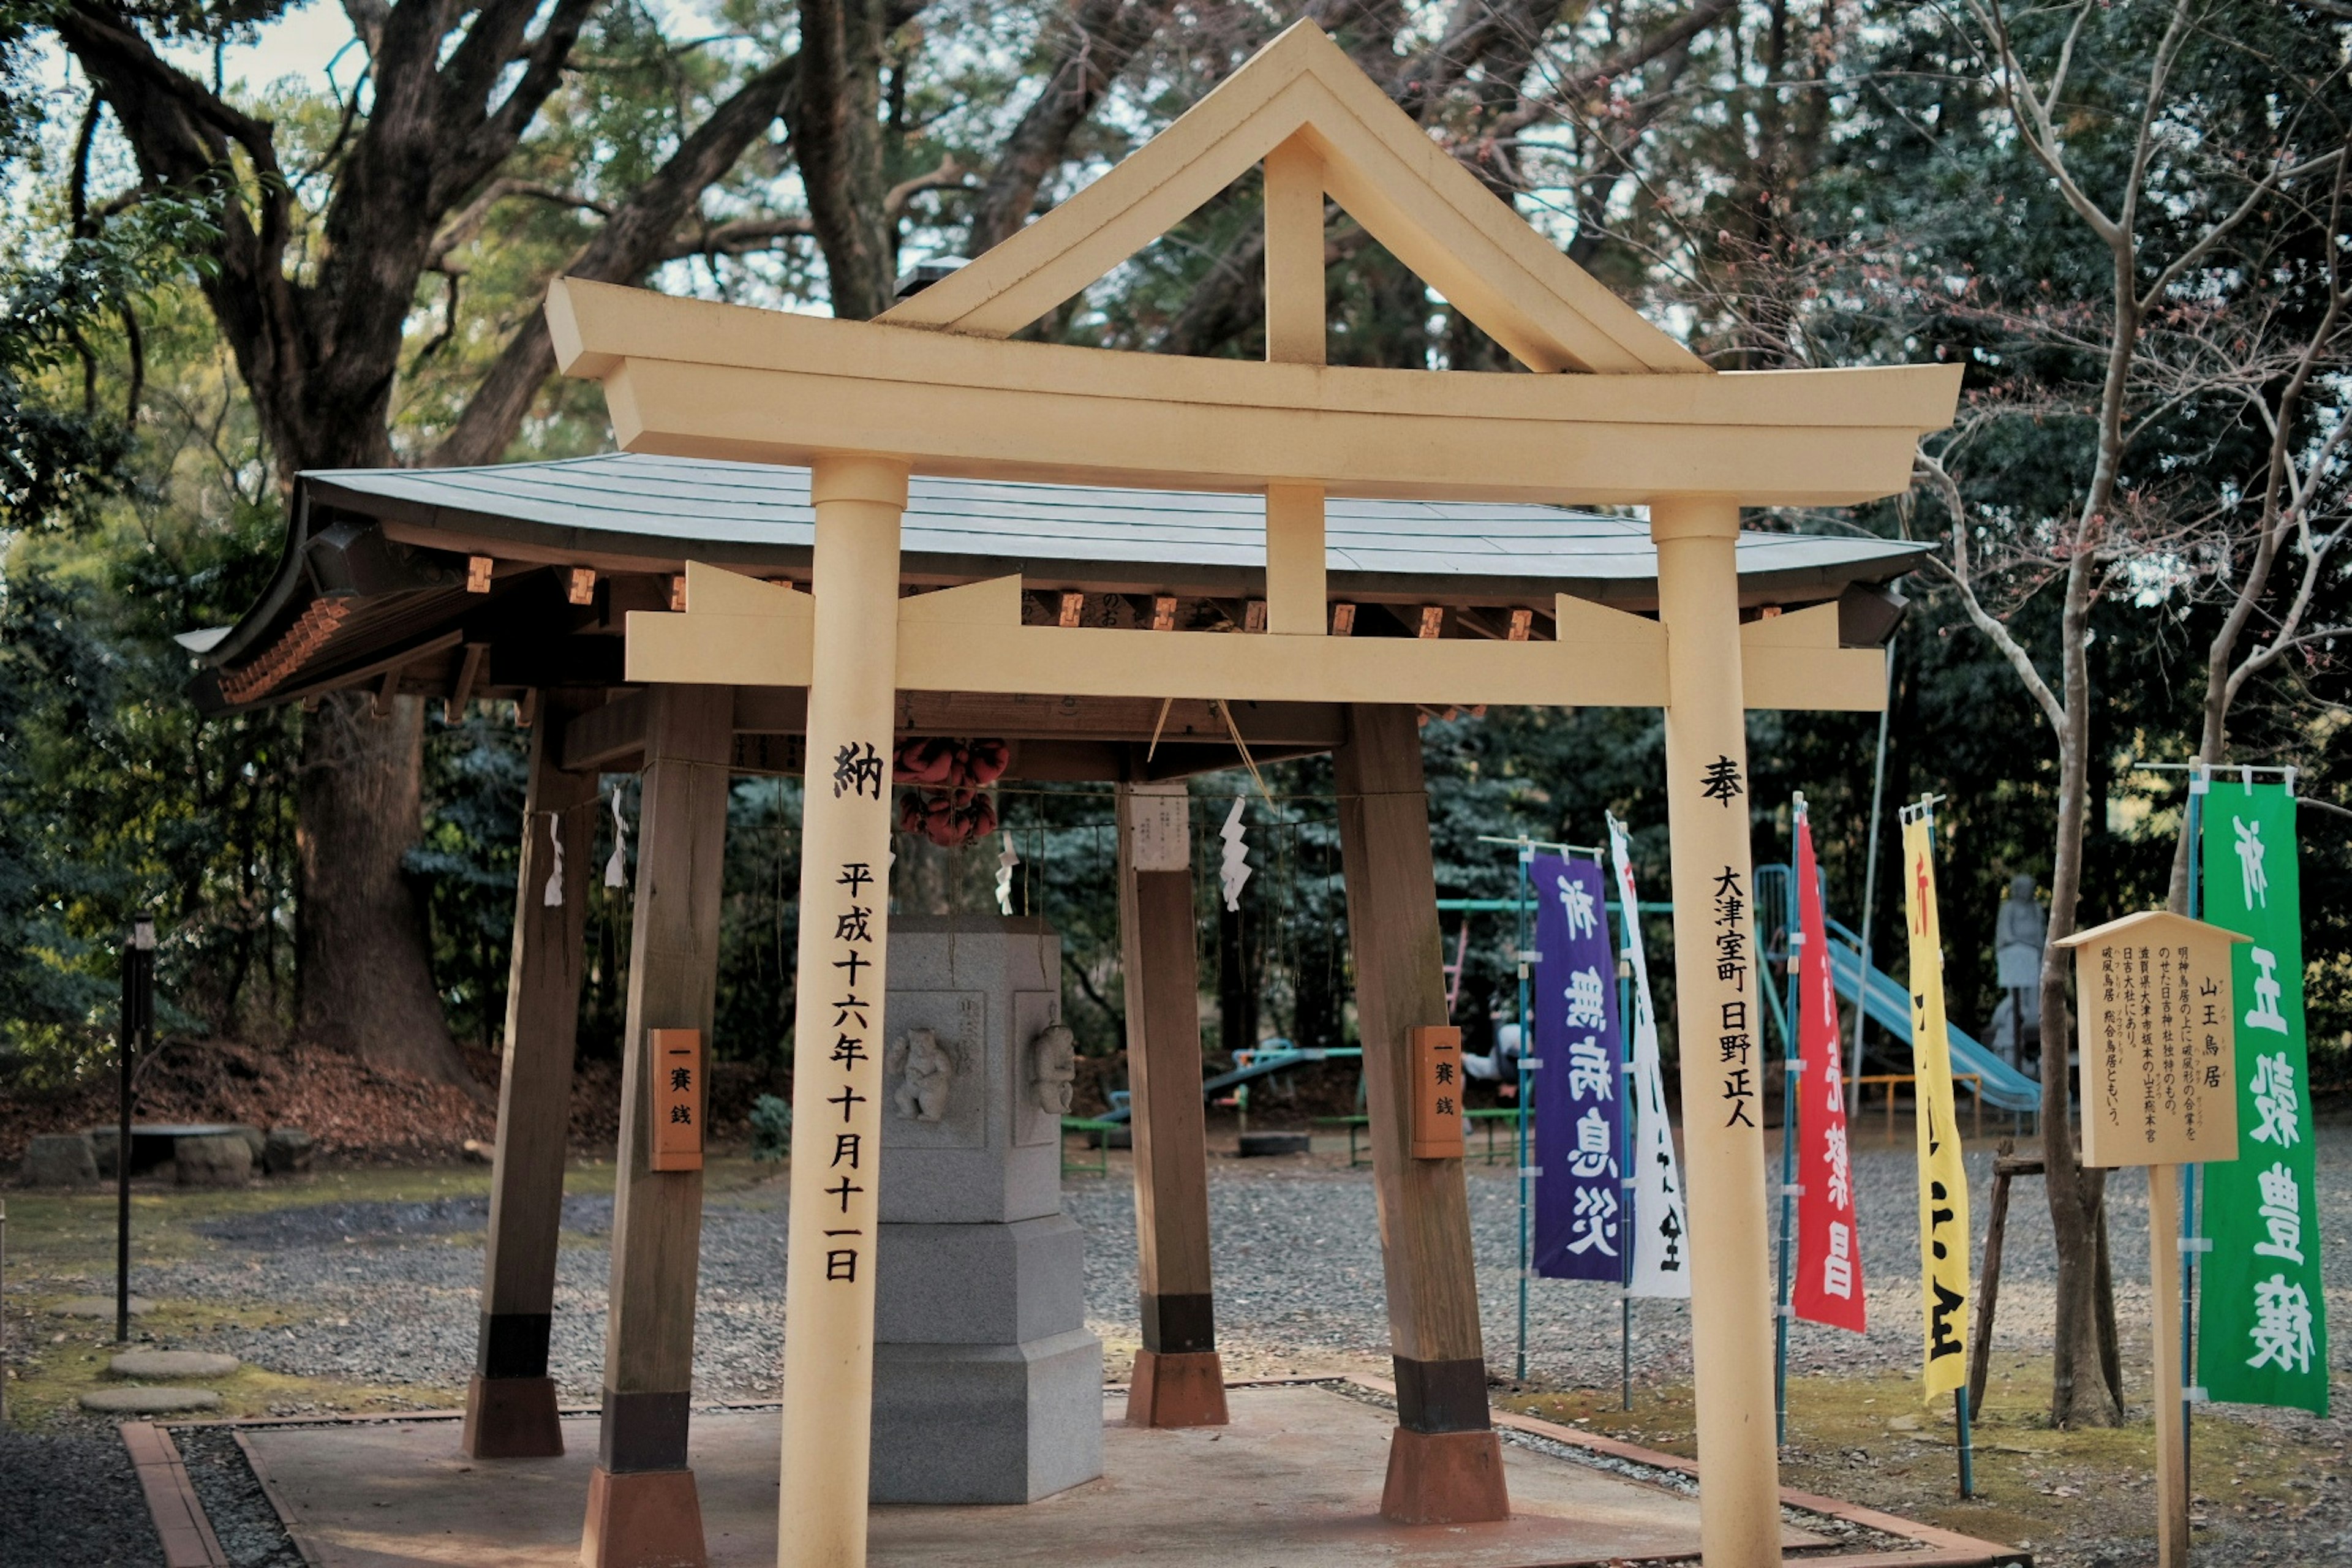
650, 1028, 704, 1172
1409, 1025, 1465, 1159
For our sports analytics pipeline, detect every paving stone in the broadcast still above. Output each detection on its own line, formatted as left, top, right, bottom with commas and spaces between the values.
110, 1349, 241, 1380
175, 1133, 254, 1186
263, 1126, 315, 1175
20, 1133, 99, 1186
80, 1385, 222, 1414
52, 1295, 154, 1317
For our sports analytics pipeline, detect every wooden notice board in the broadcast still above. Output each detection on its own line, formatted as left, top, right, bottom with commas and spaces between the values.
650, 1027, 705, 1172
2054, 911, 2245, 1169
1409, 1025, 1465, 1159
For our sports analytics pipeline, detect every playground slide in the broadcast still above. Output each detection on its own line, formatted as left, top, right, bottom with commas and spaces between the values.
1093, 1044, 1363, 1124
1819, 914, 2043, 1114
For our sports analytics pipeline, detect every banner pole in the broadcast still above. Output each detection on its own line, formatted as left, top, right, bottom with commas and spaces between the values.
1773, 803, 1804, 1448
1619, 949, 1634, 1413
1515, 840, 1533, 1385
1848, 649, 1893, 1120
2180, 768, 2205, 1490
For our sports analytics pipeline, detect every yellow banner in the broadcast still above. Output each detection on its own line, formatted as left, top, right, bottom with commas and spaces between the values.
1901, 808, 1972, 1400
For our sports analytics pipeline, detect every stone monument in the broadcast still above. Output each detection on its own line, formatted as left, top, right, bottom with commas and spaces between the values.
871, 914, 1102, 1504
1992, 873, 2047, 1071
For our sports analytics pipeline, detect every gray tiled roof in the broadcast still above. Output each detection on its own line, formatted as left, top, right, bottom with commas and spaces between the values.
306, 451, 1924, 600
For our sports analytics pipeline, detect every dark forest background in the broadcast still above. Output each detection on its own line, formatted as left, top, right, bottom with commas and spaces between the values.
3, 0, 2348, 1109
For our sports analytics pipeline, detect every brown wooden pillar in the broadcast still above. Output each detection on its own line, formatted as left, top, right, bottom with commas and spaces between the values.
464, 692, 598, 1458
1117, 781, 1227, 1427
1333, 704, 1509, 1525
581, 684, 731, 1568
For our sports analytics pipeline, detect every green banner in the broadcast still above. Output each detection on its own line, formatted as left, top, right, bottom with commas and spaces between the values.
2196, 778, 2328, 1414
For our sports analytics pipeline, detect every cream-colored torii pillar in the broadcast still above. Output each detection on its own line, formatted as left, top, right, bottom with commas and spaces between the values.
776, 456, 908, 1568
1653, 497, 1781, 1568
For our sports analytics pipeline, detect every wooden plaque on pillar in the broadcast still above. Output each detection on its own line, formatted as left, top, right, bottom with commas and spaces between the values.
1408, 1025, 1464, 1159
650, 1028, 704, 1172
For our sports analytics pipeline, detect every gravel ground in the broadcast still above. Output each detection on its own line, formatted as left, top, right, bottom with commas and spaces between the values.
10, 1121, 2345, 1565
174, 1427, 306, 1568
0, 1428, 164, 1566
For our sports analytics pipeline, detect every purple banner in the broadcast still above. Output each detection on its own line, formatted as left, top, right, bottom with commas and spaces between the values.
1532, 854, 1624, 1280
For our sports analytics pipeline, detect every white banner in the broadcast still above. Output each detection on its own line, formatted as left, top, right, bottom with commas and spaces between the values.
1609, 813, 1692, 1298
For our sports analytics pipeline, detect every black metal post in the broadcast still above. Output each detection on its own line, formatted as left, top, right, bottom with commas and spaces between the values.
116, 915, 153, 1345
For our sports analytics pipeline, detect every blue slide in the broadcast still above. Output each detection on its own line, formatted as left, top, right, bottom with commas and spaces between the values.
1760, 862, 2041, 1115
1818, 911, 2043, 1114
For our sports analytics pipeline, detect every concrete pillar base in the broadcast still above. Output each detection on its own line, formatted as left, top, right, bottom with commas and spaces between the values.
461, 1375, 564, 1460
1125, 1349, 1229, 1428
581, 1465, 706, 1568
1379, 1427, 1510, 1525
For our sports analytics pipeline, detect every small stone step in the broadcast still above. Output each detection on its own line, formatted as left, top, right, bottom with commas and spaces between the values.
51, 1295, 154, 1318
109, 1350, 239, 1380
79, 1385, 222, 1414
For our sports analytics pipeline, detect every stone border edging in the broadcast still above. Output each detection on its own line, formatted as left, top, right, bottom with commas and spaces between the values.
119, 1421, 229, 1568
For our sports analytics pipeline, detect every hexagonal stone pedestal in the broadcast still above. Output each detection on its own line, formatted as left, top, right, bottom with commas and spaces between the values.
870, 917, 1102, 1504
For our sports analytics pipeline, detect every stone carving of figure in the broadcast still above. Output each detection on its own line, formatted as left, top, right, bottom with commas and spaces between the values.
1994, 874, 2046, 989
889, 1028, 954, 1123
1993, 873, 2047, 1070
1030, 1023, 1077, 1115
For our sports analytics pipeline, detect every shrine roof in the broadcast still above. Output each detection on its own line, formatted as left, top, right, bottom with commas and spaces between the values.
305, 451, 1920, 592
187, 452, 1925, 714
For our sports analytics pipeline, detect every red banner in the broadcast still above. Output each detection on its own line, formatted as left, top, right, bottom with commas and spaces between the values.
1792, 809, 1867, 1332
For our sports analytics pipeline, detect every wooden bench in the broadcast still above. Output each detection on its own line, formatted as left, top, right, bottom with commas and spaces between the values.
1060, 1116, 1123, 1177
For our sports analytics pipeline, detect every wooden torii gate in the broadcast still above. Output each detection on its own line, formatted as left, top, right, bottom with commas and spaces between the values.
545, 21, 1959, 1568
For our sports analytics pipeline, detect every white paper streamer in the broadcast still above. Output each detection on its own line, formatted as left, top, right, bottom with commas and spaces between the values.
995, 831, 1019, 915
1608, 812, 1692, 1300
542, 812, 565, 907
1218, 796, 1252, 912
605, 786, 630, 889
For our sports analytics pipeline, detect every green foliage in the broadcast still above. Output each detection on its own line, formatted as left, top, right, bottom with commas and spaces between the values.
749, 1092, 791, 1161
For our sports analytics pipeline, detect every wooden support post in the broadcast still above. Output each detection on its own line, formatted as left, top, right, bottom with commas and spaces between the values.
1332, 704, 1509, 1526
465, 693, 597, 1460
1966, 1147, 2041, 1414
777, 455, 909, 1568
2150, 1164, 2188, 1567
1117, 782, 1227, 1428
1652, 496, 1779, 1568
581, 683, 733, 1568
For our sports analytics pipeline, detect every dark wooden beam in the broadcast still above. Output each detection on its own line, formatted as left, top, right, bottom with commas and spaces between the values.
465, 692, 598, 1460
1118, 783, 1227, 1429
1334, 703, 1509, 1525
562, 689, 652, 773
732, 687, 1344, 746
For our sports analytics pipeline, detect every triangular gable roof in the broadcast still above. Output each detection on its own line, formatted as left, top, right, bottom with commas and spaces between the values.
2052, 910, 2251, 949
880, 20, 1703, 376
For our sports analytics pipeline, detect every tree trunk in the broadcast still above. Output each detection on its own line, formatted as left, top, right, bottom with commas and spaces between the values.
2038, 560, 2124, 1428
296, 693, 483, 1094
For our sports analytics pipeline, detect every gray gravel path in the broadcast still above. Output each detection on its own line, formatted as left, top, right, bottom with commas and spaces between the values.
113, 1125, 2350, 1414
24, 1121, 2342, 1567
